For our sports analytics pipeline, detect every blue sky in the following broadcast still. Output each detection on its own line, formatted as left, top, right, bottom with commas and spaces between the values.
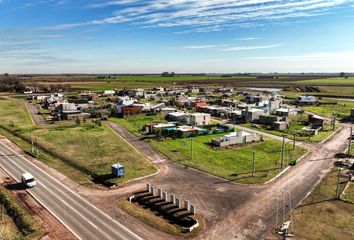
1, 0, 354, 74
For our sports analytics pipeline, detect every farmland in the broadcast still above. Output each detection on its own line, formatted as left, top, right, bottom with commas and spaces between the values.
148, 135, 307, 184
295, 77, 354, 86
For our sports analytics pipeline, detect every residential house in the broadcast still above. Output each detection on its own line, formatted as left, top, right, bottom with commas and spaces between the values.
275, 108, 298, 117
211, 131, 261, 147
186, 113, 211, 126
295, 96, 318, 105
242, 108, 264, 122
308, 114, 326, 128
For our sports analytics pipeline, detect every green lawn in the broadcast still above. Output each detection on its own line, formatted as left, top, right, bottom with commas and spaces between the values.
296, 77, 354, 86
241, 114, 338, 143
109, 114, 167, 137
342, 182, 354, 204
32, 125, 157, 186
304, 101, 354, 119
0, 98, 34, 130
148, 135, 307, 184
0, 98, 157, 187
291, 168, 354, 240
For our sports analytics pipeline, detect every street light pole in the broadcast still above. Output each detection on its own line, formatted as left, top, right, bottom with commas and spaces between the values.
281, 135, 286, 169
252, 151, 255, 177
190, 138, 193, 160
348, 125, 353, 156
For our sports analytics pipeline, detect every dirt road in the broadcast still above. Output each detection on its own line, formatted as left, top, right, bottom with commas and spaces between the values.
100, 122, 351, 240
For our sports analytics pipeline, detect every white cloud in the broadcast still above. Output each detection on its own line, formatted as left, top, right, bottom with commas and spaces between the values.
248, 51, 354, 61
222, 44, 283, 51
183, 44, 230, 49
42, 0, 354, 31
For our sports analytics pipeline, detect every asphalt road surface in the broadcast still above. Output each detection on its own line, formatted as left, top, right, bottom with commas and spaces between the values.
0, 142, 142, 240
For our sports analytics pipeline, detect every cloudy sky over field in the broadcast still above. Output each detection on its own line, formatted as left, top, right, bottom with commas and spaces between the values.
1, 0, 354, 73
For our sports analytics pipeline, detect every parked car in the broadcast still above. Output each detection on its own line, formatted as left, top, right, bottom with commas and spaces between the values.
21, 172, 37, 188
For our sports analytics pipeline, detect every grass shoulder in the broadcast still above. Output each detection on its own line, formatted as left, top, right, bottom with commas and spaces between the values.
290, 168, 354, 240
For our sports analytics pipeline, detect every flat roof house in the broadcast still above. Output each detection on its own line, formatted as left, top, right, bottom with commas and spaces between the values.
296, 96, 318, 105
211, 131, 261, 147
186, 113, 211, 126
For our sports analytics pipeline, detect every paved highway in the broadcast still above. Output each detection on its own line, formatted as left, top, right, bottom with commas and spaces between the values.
0, 142, 142, 240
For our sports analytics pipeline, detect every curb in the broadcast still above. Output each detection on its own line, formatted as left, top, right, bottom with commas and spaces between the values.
264, 149, 310, 185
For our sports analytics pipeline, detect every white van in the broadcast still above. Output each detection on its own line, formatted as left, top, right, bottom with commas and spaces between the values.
21, 172, 37, 188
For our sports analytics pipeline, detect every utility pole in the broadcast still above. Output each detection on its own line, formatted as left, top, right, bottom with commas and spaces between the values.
332, 111, 336, 131
281, 135, 286, 169
252, 151, 255, 177
293, 132, 296, 150
30, 132, 34, 154
190, 138, 193, 160
336, 168, 342, 199
348, 125, 353, 156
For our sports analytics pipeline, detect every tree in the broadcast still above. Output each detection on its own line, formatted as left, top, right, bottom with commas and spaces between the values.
340, 72, 346, 78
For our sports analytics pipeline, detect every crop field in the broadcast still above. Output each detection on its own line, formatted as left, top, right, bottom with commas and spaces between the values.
148, 135, 307, 184
290, 168, 354, 240
296, 77, 354, 86
0, 98, 157, 187
102, 75, 225, 82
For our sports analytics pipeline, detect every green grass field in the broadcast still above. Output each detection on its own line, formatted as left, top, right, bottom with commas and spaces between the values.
0, 98, 157, 187
342, 182, 354, 204
304, 101, 354, 119
148, 135, 307, 184
109, 115, 167, 137
32, 125, 157, 186
291, 168, 354, 240
104, 75, 224, 82
0, 98, 34, 130
296, 77, 354, 86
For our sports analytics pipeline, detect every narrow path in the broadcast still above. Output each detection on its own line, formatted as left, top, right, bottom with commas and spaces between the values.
106, 121, 167, 164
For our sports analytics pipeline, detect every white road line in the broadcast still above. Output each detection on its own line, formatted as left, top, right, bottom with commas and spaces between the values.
0, 147, 114, 240
0, 143, 140, 240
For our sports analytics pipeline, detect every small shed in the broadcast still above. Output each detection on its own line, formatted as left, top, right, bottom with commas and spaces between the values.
111, 163, 125, 177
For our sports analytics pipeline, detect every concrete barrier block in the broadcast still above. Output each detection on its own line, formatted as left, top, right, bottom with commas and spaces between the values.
175, 197, 180, 208
162, 191, 168, 202
184, 200, 190, 211
170, 194, 176, 204
190, 204, 196, 214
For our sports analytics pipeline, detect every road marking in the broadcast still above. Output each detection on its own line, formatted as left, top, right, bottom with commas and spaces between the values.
0, 144, 138, 240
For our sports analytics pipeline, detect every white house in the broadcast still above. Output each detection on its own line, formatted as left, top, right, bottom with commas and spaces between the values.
186, 113, 211, 126
296, 96, 317, 105
211, 131, 261, 147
